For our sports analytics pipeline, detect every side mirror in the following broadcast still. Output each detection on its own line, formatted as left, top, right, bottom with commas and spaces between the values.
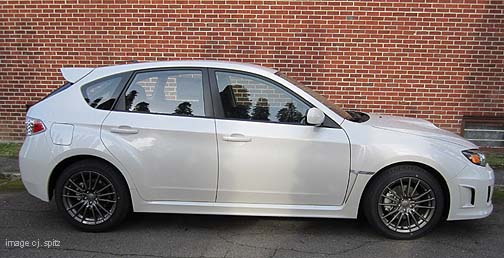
306, 107, 325, 126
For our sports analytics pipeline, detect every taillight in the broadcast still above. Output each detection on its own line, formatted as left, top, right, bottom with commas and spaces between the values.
25, 117, 46, 136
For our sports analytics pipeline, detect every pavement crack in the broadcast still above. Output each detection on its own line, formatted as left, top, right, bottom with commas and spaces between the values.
276, 240, 380, 256
216, 233, 381, 256
270, 248, 278, 258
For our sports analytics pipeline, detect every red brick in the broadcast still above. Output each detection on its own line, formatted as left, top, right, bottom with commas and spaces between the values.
0, 0, 503, 141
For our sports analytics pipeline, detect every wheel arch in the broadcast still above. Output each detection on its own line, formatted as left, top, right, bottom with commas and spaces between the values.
358, 161, 450, 220
48, 155, 131, 201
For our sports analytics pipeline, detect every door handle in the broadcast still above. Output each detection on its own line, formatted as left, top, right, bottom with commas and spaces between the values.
110, 126, 139, 134
223, 134, 252, 142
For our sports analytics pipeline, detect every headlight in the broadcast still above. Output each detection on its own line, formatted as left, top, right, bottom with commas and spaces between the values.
462, 150, 486, 167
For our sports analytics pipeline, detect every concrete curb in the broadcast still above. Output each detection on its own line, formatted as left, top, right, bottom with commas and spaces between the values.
0, 172, 21, 180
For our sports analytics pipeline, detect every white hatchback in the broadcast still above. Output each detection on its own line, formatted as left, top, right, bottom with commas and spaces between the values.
19, 61, 494, 239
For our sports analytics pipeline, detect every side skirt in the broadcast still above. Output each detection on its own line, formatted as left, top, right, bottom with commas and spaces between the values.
134, 200, 348, 218
129, 174, 373, 219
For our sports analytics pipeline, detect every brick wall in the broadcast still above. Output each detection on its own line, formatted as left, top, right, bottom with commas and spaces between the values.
1, 0, 503, 141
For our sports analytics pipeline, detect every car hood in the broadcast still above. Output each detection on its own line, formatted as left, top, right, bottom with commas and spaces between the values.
365, 113, 477, 149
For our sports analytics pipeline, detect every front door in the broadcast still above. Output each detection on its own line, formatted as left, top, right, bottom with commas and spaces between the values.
101, 68, 218, 202
211, 70, 351, 205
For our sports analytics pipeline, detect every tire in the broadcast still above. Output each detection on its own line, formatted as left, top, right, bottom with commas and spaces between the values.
55, 159, 131, 232
363, 165, 445, 239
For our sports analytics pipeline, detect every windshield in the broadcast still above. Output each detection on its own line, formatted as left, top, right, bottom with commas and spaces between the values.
276, 72, 353, 120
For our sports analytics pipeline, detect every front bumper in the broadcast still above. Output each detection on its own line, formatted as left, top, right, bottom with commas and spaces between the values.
447, 164, 494, 220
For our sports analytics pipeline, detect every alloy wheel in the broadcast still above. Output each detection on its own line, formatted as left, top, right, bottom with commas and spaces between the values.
62, 171, 117, 225
378, 177, 436, 233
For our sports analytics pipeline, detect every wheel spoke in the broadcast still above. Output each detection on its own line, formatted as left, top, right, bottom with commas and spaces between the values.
94, 204, 104, 221
379, 202, 396, 206
80, 172, 88, 190
96, 183, 112, 194
97, 198, 116, 203
395, 213, 404, 231
386, 186, 402, 200
411, 179, 421, 196
415, 205, 435, 209
88, 172, 93, 192
64, 186, 81, 194
381, 194, 399, 203
72, 202, 86, 218
412, 209, 429, 223
96, 202, 112, 215
414, 198, 435, 204
97, 192, 116, 197
66, 200, 84, 211
406, 213, 412, 233
399, 178, 405, 197
386, 210, 401, 226
407, 178, 412, 197
63, 194, 81, 199
410, 210, 421, 229
381, 208, 400, 219
81, 205, 89, 222
91, 205, 97, 224
92, 174, 100, 191
413, 189, 432, 200
68, 179, 85, 192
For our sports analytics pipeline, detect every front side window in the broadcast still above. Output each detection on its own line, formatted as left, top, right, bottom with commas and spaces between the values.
276, 72, 353, 120
123, 70, 205, 116
82, 76, 124, 110
216, 71, 310, 124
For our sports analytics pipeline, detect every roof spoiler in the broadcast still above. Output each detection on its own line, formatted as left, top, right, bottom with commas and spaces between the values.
60, 67, 94, 83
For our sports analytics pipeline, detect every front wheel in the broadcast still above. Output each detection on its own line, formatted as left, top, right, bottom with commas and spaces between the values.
55, 159, 131, 232
363, 165, 445, 239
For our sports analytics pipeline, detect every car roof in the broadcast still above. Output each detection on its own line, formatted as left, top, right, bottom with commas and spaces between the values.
61, 61, 279, 84
95, 60, 278, 75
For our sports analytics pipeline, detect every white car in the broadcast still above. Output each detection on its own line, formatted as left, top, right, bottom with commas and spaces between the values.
19, 61, 494, 239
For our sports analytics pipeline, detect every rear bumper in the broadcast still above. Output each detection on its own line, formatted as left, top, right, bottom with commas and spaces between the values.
19, 134, 52, 202
447, 164, 494, 220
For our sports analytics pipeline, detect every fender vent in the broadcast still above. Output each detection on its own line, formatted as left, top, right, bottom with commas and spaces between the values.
487, 186, 492, 203
470, 188, 475, 206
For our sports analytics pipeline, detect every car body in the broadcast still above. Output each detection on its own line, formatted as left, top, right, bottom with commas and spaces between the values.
19, 60, 494, 239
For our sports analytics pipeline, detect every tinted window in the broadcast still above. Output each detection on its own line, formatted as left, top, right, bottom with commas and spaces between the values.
123, 70, 205, 116
82, 76, 123, 110
216, 72, 310, 124
45, 82, 73, 100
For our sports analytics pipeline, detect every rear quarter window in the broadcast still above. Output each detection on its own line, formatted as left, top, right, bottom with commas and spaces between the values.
81, 75, 127, 110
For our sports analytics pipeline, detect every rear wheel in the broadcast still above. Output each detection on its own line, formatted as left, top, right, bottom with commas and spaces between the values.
55, 159, 131, 232
363, 165, 445, 239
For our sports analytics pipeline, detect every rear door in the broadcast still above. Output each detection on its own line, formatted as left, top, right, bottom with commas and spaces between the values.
101, 68, 219, 202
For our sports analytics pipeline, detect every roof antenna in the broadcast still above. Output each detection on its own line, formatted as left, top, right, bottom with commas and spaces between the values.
129, 60, 139, 64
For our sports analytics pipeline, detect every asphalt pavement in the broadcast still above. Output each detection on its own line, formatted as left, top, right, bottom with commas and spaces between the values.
1, 190, 503, 258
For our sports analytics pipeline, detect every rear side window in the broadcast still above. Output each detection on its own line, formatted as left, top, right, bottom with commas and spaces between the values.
120, 70, 205, 117
81, 75, 124, 110
45, 82, 73, 100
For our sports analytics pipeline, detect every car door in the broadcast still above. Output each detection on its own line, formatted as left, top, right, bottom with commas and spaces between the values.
210, 70, 351, 206
101, 68, 219, 202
